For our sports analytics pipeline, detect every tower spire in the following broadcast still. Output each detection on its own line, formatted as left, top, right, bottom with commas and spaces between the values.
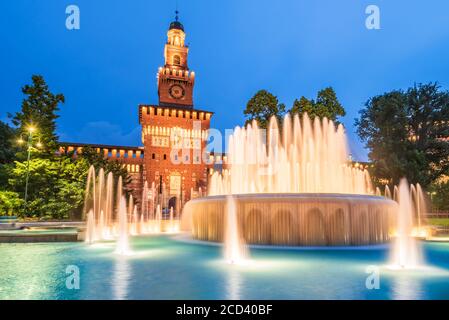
175, 0, 179, 21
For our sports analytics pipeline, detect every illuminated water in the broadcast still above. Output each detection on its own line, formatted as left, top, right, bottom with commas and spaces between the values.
208, 114, 372, 196
390, 179, 422, 268
1, 235, 449, 300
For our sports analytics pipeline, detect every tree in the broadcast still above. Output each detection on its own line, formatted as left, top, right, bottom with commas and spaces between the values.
11, 75, 65, 156
355, 83, 449, 189
2, 75, 131, 220
0, 121, 18, 188
243, 90, 286, 128
290, 87, 346, 122
429, 181, 449, 212
6, 146, 131, 219
8, 157, 88, 219
0, 191, 23, 216
0, 120, 17, 164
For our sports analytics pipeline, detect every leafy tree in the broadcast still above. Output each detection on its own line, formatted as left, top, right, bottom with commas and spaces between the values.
11, 75, 65, 156
0, 120, 17, 164
243, 90, 286, 128
355, 83, 449, 189
7, 147, 131, 219
290, 87, 346, 122
0, 191, 23, 216
0, 121, 18, 187
8, 157, 88, 219
429, 181, 449, 212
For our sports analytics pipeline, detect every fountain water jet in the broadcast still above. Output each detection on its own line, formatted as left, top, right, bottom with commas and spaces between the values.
390, 179, 421, 269
97, 210, 105, 239
115, 197, 130, 255
85, 210, 96, 244
224, 196, 248, 264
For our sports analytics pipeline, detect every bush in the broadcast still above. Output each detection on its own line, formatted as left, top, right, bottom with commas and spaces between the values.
0, 191, 23, 216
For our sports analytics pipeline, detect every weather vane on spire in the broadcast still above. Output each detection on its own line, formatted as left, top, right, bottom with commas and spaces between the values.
175, 0, 179, 21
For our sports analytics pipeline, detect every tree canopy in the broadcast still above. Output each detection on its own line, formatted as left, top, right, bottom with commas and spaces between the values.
11, 75, 65, 156
355, 83, 449, 188
0, 120, 17, 164
243, 90, 286, 128
243, 87, 346, 129
8, 157, 88, 219
290, 87, 346, 122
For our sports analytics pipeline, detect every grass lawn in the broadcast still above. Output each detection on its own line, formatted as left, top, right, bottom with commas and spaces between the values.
427, 218, 449, 227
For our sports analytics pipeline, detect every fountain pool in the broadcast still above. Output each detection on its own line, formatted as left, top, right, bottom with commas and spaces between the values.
1, 234, 449, 300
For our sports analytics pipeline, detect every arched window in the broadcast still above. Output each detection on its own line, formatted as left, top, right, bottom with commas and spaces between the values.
173, 55, 181, 65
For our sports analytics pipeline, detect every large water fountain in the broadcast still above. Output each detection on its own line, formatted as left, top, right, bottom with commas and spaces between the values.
83, 167, 180, 252
182, 114, 399, 246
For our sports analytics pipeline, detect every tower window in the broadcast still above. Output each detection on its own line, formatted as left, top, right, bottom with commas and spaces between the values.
152, 153, 155, 160
163, 154, 167, 160
173, 55, 181, 65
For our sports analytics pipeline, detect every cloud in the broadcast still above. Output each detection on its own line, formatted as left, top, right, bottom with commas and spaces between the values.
59, 121, 141, 147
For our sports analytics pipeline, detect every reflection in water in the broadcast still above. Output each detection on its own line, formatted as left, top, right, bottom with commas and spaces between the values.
226, 270, 243, 300
392, 275, 422, 300
114, 256, 130, 300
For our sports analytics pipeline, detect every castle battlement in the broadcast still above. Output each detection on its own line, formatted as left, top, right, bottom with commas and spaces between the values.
158, 67, 195, 80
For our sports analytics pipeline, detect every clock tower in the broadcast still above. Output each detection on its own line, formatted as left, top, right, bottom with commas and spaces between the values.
138, 11, 214, 209
157, 11, 195, 108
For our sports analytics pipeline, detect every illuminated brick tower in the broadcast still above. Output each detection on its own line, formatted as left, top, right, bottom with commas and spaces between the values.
139, 12, 213, 209
158, 11, 194, 107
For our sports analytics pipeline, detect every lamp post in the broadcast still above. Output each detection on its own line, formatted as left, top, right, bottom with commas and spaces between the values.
17, 126, 40, 213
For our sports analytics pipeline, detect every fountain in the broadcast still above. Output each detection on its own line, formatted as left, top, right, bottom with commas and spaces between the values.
85, 210, 96, 244
98, 210, 105, 240
389, 179, 422, 268
182, 114, 398, 246
224, 196, 248, 264
83, 165, 183, 249
115, 196, 130, 255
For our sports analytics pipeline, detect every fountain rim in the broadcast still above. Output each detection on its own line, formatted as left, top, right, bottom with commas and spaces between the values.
187, 193, 396, 204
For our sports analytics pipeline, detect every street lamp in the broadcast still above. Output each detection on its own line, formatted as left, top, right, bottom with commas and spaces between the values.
17, 126, 41, 214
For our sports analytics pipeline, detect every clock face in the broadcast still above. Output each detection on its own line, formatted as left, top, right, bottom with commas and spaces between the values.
169, 84, 185, 100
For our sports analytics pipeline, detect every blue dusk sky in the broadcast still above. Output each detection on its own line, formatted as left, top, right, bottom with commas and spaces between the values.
1, 0, 449, 161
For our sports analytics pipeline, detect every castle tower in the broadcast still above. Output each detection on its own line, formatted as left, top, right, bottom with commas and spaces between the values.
157, 11, 195, 108
139, 12, 213, 211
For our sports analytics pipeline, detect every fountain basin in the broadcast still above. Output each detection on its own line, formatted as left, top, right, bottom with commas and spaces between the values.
182, 193, 398, 246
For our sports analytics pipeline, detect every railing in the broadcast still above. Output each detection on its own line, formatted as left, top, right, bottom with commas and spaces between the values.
425, 212, 449, 219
